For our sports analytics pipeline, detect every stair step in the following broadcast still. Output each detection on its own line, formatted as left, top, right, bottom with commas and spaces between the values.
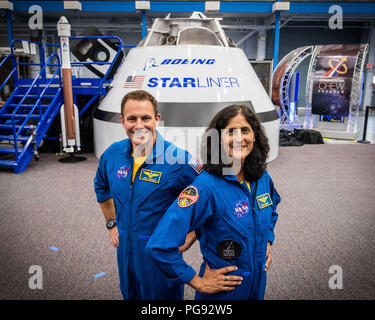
14, 95, 55, 98
0, 114, 41, 119
7, 104, 49, 108
0, 124, 34, 130
0, 159, 17, 167
0, 147, 24, 154
0, 135, 30, 142
0, 86, 62, 173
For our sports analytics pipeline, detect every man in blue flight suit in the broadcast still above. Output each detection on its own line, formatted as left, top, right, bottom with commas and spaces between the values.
94, 90, 200, 300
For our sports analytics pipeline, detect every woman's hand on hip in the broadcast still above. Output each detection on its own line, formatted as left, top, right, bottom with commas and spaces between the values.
189, 263, 243, 294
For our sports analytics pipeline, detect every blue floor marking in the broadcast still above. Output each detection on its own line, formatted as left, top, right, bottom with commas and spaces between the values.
94, 272, 106, 279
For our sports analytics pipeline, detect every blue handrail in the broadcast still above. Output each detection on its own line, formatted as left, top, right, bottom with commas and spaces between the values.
0, 84, 20, 119
42, 42, 61, 51
5, 36, 126, 155
1, 36, 131, 167
11, 52, 61, 156
0, 54, 11, 69
12, 52, 60, 119
69, 35, 124, 88
15, 65, 62, 135
79, 94, 99, 117
11, 39, 44, 83
10, 39, 43, 58
0, 68, 16, 92
0, 54, 17, 93
16, 87, 63, 162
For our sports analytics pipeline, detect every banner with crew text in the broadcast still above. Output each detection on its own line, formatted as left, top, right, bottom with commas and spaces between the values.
311, 44, 360, 117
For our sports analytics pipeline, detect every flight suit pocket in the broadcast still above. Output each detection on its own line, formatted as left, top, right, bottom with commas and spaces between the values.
216, 209, 249, 239
111, 176, 131, 204
255, 205, 272, 236
211, 211, 251, 269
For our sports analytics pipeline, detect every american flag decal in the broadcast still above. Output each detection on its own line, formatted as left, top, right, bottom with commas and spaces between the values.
123, 75, 145, 88
188, 157, 203, 174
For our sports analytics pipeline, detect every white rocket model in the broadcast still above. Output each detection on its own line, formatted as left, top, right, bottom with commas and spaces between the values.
57, 16, 81, 153
94, 12, 280, 161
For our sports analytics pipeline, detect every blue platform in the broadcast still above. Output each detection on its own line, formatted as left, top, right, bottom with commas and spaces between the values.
0, 37, 124, 173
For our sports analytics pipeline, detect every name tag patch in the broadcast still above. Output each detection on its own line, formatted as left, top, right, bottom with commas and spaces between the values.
116, 165, 130, 179
217, 240, 242, 260
256, 193, 273, 209
139, 169, 162, 184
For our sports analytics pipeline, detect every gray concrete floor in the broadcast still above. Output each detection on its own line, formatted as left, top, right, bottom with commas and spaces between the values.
1, 143, 375, 300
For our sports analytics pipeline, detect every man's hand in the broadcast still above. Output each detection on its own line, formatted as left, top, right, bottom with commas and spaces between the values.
179, 231, 197, 253
265, 242, 272, 271
98, 199, 118, 248
189, 264, 242, 294
109, 226, 119, 248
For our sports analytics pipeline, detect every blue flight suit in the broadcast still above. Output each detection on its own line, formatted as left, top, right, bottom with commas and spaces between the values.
94, 131, 200, 300
146, 170, 281, 300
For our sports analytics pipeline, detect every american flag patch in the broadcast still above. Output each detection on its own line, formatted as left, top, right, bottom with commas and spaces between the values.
188, 157, 203, 174
123, 75, 145, 88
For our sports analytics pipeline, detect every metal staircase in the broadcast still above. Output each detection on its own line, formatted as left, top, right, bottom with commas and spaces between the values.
0, 36, 125, 173
0, 41, 63, 173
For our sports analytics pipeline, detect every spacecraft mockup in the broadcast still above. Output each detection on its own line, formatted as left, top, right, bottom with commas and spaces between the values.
93, 12, 280, 161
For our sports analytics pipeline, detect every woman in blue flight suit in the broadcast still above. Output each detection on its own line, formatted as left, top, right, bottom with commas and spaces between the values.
146, 105, 281, 300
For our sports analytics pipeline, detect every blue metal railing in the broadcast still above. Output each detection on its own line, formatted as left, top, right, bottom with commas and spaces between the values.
0, 54, 18, 118
70, 35, 124, 84
68, 35, 125, 116
0, 53, 12, 69
0, 36, 134, 171
3, 36, 128, 155
16, 87, 63, 162
8, 36, 126, 95
10, 40, 45, 84
11, 52, 62, 157
0, 54, 17, 94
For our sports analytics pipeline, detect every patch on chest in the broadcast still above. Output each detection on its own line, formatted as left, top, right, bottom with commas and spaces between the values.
217, 240, 242, 260
116, 165, 130, 179
256, 193, 272, 209
139, 169, 162, 183
233, 199, 249, 218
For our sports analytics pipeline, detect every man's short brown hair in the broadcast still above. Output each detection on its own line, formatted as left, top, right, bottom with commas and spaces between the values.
121, 90, 158, 116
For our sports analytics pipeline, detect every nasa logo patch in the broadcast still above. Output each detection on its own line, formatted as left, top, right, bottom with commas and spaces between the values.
116, 165, 130, 179
233, 200, 249, 218
177, 186, 199, 208
217, 240, 242, 260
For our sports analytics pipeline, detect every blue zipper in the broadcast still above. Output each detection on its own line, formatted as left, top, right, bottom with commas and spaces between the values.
239, 180, 258, 284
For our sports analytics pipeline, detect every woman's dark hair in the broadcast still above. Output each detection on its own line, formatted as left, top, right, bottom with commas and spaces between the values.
201, 105, 269, 182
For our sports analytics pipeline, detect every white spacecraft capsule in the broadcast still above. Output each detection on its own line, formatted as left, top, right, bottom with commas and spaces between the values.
93, 12, 280, 161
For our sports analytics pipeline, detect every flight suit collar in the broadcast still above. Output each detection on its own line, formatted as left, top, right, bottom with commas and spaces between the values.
221, 168, 240, 183
125, 130, 165, 162
146, 130, 165, 162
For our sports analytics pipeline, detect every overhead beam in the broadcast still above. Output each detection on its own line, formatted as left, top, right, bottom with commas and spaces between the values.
11, 1, 375, 15
235, 30, 256, 47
